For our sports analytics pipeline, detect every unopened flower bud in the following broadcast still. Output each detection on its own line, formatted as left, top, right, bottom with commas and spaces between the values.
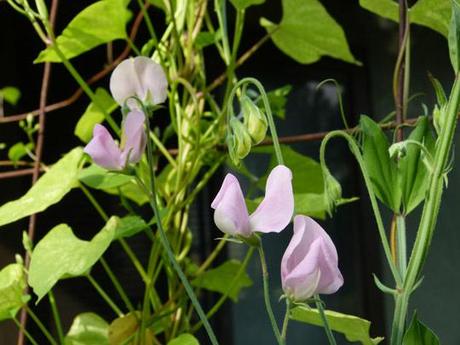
323, 168, 342, 216
228, 118, 252, 162
241, 96, 268, 144
433, 104, 446, 134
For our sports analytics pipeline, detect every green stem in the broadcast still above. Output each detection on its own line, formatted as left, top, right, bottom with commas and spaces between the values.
281, 299, 290, 342
87, 274, 123, 317
25, 306, 58, 345
48, 290, 64, 344
390, 293, 409, 345
314, 295, 337, 345
396, 214, 407, 278
257, 244, 283, 345
143, 113, 219, 345
13, 317, 39, 345
100, 258, 135, 312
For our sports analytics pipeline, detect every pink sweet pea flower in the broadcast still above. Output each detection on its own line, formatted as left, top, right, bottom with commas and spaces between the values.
84, 110, 147, 170
281, 215, 343, 301
211, 165, 294, 237
110, 56, 168, 108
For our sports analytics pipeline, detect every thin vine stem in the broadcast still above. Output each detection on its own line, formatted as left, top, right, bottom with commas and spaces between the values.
13, 317, 39, 345
281, 299, 290, 342
314, 295, 337, 345
48, 290, 64, 344
25, 306, 58, 345
86, 274, 123, 317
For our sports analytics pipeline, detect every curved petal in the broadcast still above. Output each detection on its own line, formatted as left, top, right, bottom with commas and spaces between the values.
315, 240, 344, 294
249, 165, 294, 233
84, 125, 122, 170
134, 56, 168, 105
110, 57, 168, 107
120, 110, 146, 164
211, 174, 250, 236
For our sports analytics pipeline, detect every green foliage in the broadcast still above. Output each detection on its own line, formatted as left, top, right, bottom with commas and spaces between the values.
260, 0, 358, 64
360, 115, 401, 211
28, 219, 116, 301
0, 86, 21, 106
399, 117, 434, 214
167, 334, 199, 345
290, 306, 384, 345
449, 0, 460, 73
8, 142, 33, 163
0, 263, 27, 321
113, 215, 148, 239
192, 260, 252, 302
64, 313, 109, 345
108, 312, 154, 344
259, 85, 292, 120
359, 0, 450, 37
230, 0, 265, 10
0, 147, 83, 227
35, 0, 131, 63
75, 88, 118, 143
402, 313, 440, 345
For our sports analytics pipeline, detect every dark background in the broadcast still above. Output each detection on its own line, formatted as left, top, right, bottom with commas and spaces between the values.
0, 0, 458, 344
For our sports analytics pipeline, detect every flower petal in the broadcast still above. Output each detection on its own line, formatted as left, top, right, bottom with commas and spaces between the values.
211, 174, 250, 236
110, 57, 168, 107
84, 125, 122, 170
120, 110, 146, 164
249, 165, 294, 233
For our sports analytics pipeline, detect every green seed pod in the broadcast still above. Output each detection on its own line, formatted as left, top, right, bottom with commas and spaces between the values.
241, 96, 268, 144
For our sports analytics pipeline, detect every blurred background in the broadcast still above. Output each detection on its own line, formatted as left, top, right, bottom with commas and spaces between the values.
0, 0, 458, 344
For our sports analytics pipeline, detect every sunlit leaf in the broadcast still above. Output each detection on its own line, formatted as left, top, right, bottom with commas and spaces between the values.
192, 260, 252, 302
75, 88, 118, 143
260, 0, 358, 64
29, 219, 116, 302
0, 86, 21, 106
0, 264, 27, 321
0, 147, 83, 227
8, 142, 34, 163
64, 313, 109, 345
290, 306, 384, 345
35, 0, 131, 62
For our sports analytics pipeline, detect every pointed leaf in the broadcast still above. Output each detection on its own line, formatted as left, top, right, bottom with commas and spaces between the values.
113, 215, 148, 240
0, 264, 27, 321
402, 313, 440, 345
0, 87, 21, 106
79, 164, 133, 190
29, 219, 116, 302
0, 147, 83, 227
192, 260, 252, 302
35, 0, 131, 63
260, 0, 358, 64
64, 313, 109, 345
290, 306, 384, 345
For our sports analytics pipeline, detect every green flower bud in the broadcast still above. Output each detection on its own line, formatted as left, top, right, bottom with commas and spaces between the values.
241, 96, 268, 144
227, 118, 252, 165
433, 104, 446, 134
323, 168, 342, 216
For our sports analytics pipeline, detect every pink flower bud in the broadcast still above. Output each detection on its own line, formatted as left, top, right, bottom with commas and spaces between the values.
84, 110, 146, 170
110, 56, 168, 108
281, 215, 343, 301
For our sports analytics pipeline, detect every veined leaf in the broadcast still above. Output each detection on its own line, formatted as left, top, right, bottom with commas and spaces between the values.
0, 147, 83, 227
260, 0, 358, 64
29, 219, 116, 301
35, 0, 131, 63
290, 306, 384, 345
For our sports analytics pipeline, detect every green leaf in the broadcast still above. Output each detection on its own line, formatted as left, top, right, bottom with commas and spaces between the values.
8, 142, 34, 163
75, 88, 117, 143
195, 31, 221, 49
0, 147, 83, 227
290, 306, 384, 345
294, 193, 327, 220
29, 219, 116, 302
192, 260, 252, 302
260, 0, 358, 64
0, 87, 21, 106
230, 0, 265, 10
399, 117, 434, 214
360, 115, 400, 211
0, 264, 27, 321
167, 334, 199, 345
35, 0, 131, 63
402, 313, 440, 345
259, 85, 292, 119
359, 0, 450, 37
64, 313, 109, 345
113, 215, 148, 240
79, 164, 133, 190
449, 0, 460, 72
108, 312, 153, 345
